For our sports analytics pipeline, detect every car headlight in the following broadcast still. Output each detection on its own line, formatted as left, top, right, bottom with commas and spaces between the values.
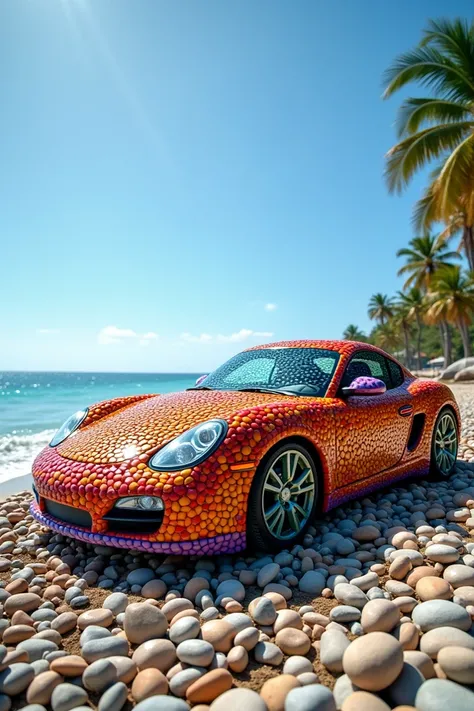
50, 409, 88, 447
115, 496, 164, 511
149, 419, 227, 471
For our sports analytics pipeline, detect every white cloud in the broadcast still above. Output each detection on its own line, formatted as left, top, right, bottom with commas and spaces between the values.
36, 328, 60, 335
98, 326, 158, 346
180, 329, 273, 344
264, 303, 277, 311
139, 332, 159, 347
180, 332, 213, 344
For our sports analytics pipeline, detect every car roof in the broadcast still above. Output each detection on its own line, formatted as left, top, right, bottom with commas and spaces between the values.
247, 339, 374, 355
246, 339, 410, 374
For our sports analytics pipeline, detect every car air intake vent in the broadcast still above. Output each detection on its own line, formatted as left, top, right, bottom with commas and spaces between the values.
44, 499, 92, 529
103, 506, 164, 534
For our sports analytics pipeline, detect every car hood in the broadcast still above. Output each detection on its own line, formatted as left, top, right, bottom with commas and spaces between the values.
56, 389, 303, 464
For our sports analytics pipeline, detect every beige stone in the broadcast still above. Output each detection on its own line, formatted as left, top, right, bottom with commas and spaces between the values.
132, 668, 169, 701
342, 691, 391, 711
275, 628, 311, 656
360, 599, 400, 633
416, 577, 452, 601
227, 645, 248, 673
26, 671, 63, 705
77, 608, 114, 630
186, 668, 233, 704
260, 674, 300, 711
342, 632, 404, 691
132, 639, 177, 672
201, 619, 236, 653
50, 655, 88, 677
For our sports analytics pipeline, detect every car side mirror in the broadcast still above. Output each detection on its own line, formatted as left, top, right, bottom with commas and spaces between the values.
341, 376, 386, 397
195, 375, 208, 387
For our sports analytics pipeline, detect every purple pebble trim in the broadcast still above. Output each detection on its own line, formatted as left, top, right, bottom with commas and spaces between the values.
30, 501, 246, 555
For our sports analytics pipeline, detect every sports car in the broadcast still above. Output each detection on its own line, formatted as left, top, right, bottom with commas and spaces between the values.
30, 340, 460, 554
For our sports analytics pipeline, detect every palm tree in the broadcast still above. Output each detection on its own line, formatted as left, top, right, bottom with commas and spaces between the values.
397, 288, 426, 371
393, 298, 414, 369
373, 322, 401, 355
396, 234, 460, 290
426, 265, 474, 357
343, 325, 366, 341
397, 233, 459, 366
368, 294, 394, 326
383, 18, 474, 269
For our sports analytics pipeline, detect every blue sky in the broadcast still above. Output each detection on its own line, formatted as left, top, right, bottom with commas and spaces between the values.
1, 0, 471, 373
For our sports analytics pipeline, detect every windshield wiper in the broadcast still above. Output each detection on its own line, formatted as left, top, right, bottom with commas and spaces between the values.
234, 387, 295, 396
186, 386, 216, 391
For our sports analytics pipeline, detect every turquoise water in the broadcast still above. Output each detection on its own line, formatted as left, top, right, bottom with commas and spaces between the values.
0, 371, 199, 484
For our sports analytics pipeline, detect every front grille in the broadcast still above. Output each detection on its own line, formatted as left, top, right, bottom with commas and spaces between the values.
103, 506, 164, 534
44, 499, 92, 529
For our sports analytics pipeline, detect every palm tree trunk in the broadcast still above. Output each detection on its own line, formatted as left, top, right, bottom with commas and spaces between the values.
438, 321, 452, 369
415, 312, 423, 371
403, 325, 411, 369
458, 320, 472, 358
443, 321, 452, 367
463, 224, 474, 272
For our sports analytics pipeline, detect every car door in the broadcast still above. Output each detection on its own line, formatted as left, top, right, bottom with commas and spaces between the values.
334, 350, 414, 484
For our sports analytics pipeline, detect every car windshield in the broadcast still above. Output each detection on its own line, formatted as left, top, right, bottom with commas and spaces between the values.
191, 347, 340, 397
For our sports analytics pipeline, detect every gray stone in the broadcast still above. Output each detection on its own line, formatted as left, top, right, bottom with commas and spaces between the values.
103, 592, 128, 615
283, 656, 313, 676
257, 563, 280, 588
253, 641, 283, 666
126, 568, 155, 586
0, 695, 11, 711
98, 682, 128, 711
284, 684, 336, 711
320, 631, 350, 673
50, 683, 89, 711
81, 636, 129, 662
415, 678, 474, 711
334, 583, 368, 609
299, 571, 326, 595
16, 639, 58, 661
176, 639, 214, 666
83, 658, 117, 692
210, 688, 266, 709
330, 606, 361, 623
80, 625, 111, 646
169, 667, 205, 697
64, 587, 83, 604
425, 544, 459, 564
333, 674, 359, 708
216, 579, 245, 602
412, 600, 471, 632
169, 617, 201, 644
385, 662, 424, 707
0, 663, 35, 695
70, 596, 89, 609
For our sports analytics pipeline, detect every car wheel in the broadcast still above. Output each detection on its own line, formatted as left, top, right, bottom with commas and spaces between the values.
247, 442, 319, 552
430, 407, 458, 477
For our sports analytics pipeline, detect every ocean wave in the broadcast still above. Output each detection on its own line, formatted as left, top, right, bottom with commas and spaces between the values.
0, 430, 55, 485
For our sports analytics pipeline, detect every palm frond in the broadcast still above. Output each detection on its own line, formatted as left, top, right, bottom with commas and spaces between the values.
396, 97, 470, 138
385, 123, 472, 194
383, 45, 474, 101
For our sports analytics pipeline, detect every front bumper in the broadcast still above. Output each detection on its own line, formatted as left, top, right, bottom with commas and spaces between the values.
30, 500, 246, 554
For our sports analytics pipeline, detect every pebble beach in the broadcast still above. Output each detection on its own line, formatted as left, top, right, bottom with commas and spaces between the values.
1, 384, 474, 711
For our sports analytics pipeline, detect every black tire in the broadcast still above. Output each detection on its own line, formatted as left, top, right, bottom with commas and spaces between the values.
430, 406, 458, 478
246, 442, 319, 552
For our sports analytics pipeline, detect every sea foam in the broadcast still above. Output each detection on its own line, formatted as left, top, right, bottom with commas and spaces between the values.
0, 430, 55, 484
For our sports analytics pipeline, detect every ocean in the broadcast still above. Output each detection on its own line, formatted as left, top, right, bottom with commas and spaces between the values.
0, 371, 199, 487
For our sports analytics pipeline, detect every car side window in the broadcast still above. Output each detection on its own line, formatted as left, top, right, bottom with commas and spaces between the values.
387, 359, 404, 388
340, 350, 392, 390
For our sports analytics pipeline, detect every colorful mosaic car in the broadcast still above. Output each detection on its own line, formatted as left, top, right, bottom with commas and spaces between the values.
30, 340, 460, 554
